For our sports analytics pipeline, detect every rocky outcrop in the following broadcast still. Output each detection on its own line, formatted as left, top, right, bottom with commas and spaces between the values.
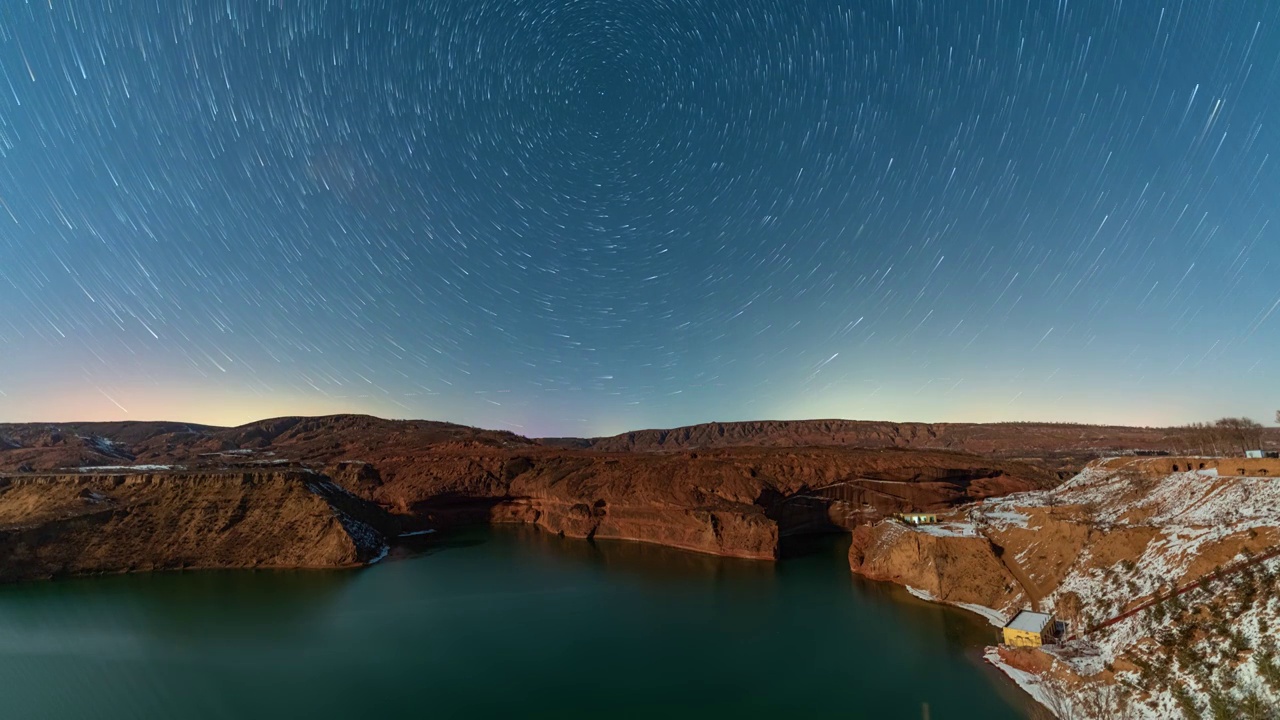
364, 446, 1050, 559
491, 497, 779, 560
848, 521, 1024, 612
0, 470, 392, 583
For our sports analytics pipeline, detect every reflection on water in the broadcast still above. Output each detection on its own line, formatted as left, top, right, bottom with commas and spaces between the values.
0, 527, 1031, 719
506, 524, 780, 584
0, 569, 355, 640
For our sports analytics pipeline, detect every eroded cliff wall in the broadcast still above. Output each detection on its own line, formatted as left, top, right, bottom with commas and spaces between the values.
0, 471, 391, 582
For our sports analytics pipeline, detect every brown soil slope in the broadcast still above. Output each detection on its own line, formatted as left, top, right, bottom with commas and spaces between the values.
0, 470, 392, 583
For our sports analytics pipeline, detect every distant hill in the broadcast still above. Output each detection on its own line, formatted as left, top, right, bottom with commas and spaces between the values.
5, 414, 1277, 475
554, 418, 1280, 457
0, 414, 531, 473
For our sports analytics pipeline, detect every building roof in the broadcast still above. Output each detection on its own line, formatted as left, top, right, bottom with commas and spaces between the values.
1004, 610, 1052, 633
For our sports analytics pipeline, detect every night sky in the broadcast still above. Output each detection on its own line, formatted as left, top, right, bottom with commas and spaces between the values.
1, 1, 1277, 436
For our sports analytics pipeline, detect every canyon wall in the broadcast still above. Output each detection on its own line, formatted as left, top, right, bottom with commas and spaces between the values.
0, 415, 1064, 567
0, 470, 392, 582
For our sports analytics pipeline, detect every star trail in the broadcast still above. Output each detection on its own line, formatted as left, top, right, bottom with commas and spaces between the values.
0, 1, 1277, 435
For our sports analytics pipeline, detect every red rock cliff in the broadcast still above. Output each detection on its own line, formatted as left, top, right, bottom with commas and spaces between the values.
0, 470, 391, 582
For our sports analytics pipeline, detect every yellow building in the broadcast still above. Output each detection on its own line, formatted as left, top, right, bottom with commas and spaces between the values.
1002, 610, 1056, 647
896, 512, 938, 525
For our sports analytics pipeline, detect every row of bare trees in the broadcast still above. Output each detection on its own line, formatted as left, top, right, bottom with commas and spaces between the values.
1171, 417, 1266, 456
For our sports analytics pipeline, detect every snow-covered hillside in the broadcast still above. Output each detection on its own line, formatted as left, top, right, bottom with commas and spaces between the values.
855, 457, 1280, 718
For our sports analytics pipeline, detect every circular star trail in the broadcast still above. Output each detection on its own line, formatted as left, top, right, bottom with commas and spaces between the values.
0, 1, 1277, 434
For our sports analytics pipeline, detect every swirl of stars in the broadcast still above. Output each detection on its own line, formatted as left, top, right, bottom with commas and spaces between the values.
0, 0, 1277, 434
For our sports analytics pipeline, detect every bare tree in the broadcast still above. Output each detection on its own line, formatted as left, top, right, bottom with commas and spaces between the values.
1213, 418, 1263, 455
1030, 672, 1075, 719
1177, 422, 1223, 455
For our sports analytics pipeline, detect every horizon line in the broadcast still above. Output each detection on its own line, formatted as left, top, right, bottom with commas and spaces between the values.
5, 411, 1266, 439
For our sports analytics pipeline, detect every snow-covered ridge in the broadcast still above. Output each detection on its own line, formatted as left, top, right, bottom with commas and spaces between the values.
76, 435, 130, 457
304, 477, 391, 563
890, 457, 1280, 718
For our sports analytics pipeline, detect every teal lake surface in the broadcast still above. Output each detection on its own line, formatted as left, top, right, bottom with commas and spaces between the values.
0, 528, 1030, 719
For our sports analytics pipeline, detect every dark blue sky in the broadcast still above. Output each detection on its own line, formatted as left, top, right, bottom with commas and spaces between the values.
1, 0, 1277, 435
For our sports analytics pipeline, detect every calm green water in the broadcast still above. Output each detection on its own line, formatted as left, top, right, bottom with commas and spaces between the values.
0, 529, 1030, 719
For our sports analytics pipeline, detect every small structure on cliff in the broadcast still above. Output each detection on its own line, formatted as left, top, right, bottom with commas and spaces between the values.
1001, 610, 1056, 647
895, 512, 938, 525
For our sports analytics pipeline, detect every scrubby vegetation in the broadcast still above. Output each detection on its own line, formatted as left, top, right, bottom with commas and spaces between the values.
1111, 555, 1280, 717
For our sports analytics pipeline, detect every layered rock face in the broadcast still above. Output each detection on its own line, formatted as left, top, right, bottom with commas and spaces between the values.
0, 415, 1064, 564
362, 446, 1050, 560
848, 521, 1023, 612
0, 471, 391, 583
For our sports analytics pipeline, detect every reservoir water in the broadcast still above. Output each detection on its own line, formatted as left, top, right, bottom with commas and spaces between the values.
0, 528, 1030, 719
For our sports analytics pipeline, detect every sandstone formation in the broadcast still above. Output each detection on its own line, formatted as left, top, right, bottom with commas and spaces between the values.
0, 415, 1061, 563
848, 521, 1024, 614
0, 470, 392, 583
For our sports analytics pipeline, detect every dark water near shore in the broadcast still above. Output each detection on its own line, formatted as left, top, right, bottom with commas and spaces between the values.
0, 529, 1029, 719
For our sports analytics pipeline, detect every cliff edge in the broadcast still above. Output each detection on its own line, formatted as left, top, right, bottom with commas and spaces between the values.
0, 470, 392, 583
